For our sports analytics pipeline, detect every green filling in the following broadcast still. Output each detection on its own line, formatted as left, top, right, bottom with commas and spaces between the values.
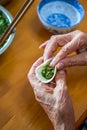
0, 10, 10, 48
41, 64, 55, 79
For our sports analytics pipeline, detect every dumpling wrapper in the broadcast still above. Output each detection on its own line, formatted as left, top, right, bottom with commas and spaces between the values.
35, 58, 57, 83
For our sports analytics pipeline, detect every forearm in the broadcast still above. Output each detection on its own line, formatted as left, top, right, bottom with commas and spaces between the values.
53, 119, 75, 130
54, 123, 75, 130
54, 123, 65, 130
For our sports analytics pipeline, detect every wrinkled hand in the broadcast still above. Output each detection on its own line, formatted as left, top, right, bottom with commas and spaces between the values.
40, 30, 87, 69
28, 57, 75, 130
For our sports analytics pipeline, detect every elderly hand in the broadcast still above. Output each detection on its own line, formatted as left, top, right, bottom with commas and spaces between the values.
28, 57, 75, 130
40, 30, 87, 69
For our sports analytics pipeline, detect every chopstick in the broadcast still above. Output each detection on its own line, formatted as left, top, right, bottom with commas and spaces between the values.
0, 0, 34, 46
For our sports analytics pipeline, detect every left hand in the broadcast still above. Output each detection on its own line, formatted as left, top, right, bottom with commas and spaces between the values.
40, 30, 87, 69
28, 57, 75, 130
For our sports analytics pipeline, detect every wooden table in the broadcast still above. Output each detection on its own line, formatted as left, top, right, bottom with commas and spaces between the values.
0, 0, 87, 129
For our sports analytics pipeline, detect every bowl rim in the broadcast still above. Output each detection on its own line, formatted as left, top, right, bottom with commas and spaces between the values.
37, 0, 85, 29
0, 5, 16, 55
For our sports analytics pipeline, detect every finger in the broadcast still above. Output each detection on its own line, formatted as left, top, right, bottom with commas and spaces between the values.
40, 30, 80, 50
56, 52, 87, 69
50, 32, 87, 66
39, 40, 49, 49
39, 35, 68, 49
54, 70, 66, 96
77, 48, 87, 54
28, 57, 43, 79
43, 33, 73, 61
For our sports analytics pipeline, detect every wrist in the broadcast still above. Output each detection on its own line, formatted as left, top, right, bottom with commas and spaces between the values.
53, 122, 75, 130
54, 123, 65, 130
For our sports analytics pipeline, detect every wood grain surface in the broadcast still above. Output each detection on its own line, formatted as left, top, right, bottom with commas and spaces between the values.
0, 0, 87, 129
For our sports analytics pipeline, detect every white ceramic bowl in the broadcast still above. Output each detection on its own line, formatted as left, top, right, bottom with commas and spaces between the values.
0, 5, 15, 55
37, 0, 85, 34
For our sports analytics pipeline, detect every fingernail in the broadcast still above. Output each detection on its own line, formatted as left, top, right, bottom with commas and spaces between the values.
57, 62, 64, 69
39, 45, 43, 49
39, 46, 41, 49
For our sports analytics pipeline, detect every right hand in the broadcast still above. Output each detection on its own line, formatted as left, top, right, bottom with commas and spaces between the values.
28, 57, 75, 130
40, 30, 87, 69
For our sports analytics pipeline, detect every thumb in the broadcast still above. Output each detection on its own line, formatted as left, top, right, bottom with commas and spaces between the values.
55, 70, 66, 84
54, 70, 66, 96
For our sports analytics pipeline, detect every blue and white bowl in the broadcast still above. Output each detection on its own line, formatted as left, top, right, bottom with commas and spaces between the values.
0, 5, 15, 55
37, 0, 85, 34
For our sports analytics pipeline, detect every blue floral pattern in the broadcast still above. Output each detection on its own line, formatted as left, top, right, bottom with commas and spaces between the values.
47, 13, 71, 27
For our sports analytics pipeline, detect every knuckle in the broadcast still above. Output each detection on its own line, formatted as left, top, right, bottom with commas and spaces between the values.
75, 30, 83, 34
62, 45, 69, 54
73, 30, 85, 37
50, 35, 56, 39
50, 35, 58, 42
35, 95, 40, 102
28, 71, 31, 80
35, 94, 42, 103
81, 33, 87, 39
77, 33, 87, 49
75, 30, 81, 33
28, 69, 34, 78
77, 31, 87, 38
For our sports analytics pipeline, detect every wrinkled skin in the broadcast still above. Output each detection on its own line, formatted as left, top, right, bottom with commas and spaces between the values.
28, 57, 75, 130
40, 30, 87, 69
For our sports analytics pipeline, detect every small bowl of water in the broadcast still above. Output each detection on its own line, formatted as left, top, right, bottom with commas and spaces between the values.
37, 0, 85, 34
